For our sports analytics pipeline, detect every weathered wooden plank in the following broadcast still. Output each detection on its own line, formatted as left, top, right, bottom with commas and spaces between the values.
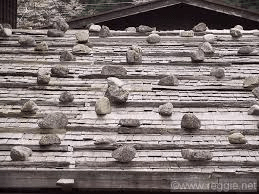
0, 144, 70, 152
0, 127, 66, 134
0, 168, 257, 191
89, 100, 257, 108
0, 161, 70, 168
73, 143, 259, 151
152, 85, 249, 91
75, 160, 259, 168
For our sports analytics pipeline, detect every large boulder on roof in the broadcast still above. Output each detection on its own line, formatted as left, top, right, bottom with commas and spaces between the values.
146, 33, 161, 44
238, 46, 254, 55
34, 41, 48, 52
60, 50, 75, 61
18, 36, 36, 47
101, 66, 127, 76
47, 29, 65, 37
75, 30, 89, 43
199, 42, 215, 54
39, 134, 61, 146
181, 113, 201, 130
137, 25, 154, 33
181, 149, 213, 161
89, 24, 101, 32
210, 67, 225, 79
158, 75, 179, 86
119, 119, 140, 127
126, 45, 142, 64
59, 91, 74, 103
21, 100, 38, 114
230, 28, 242, 38
105, 85, 129, 104
50, 17, 69, 32
72, 44, 91, 54
95, 97, 111, 115
248, 104, 259, 115
192, 22, 207, 32
158, 103, 174, 116
0, 24, 12, 37
10, 146, 32, 161
228, 133, 247, 144
191, 50, 205, 62
203, 34, 216, 43
99, 25, 111, 38
51, 65, 69, 77
243, 77, 259, 88
112, 145, 136, 163
37, 69, 50, 85
38, 112, 68, 129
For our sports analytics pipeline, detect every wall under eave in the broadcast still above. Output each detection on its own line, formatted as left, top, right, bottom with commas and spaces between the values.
98, 3, 259, 30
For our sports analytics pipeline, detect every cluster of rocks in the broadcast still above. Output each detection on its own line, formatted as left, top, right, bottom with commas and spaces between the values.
47, 17, 69, 37
230, 25, 243, 39
126, 45, 142, 64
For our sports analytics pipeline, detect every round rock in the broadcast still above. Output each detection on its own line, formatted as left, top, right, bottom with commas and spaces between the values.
230, 28, 242, 38
210, 67, 225, 79
228, 133, 247, 144
18, 36, 36, 47
95, 97, 111, 115
21, 100, 38, 114
234, 25, 243, 31
10, 146, 32, 161
248, 104, 259, 115
125, 27, 136, 33
34, 41, 48, 51
180, 30, 194, 37
59, 91, 74, 103
51, 65, 69, 77
238, 46, 254, 55
146, 33, 161, 44
89, 24, 101, 32
60, 50, 75, 61
158, 103, 174, 116
38, 112, 68, 129
39, 134, 61, 146
158, 75, 179, 86
181, 113, 201, 130
112, 145, 136, 163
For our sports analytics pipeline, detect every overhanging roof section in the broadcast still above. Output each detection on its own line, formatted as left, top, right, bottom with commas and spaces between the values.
68, 0, 259, 29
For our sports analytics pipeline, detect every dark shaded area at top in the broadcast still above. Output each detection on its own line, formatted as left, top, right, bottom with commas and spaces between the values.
99, 3, 259, 30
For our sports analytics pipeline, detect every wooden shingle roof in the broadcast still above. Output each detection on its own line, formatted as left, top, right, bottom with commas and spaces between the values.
0, 28, 259, 192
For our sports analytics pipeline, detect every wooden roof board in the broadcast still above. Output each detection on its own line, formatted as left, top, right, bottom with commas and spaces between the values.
0, 29, 259, 191
68, 0, 259, 29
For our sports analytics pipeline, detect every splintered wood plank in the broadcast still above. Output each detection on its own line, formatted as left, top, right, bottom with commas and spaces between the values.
0, 168, 257, 191
75, 160, 259, 168
0, 161, 70, 168
0, 144, 69, 152
73, 143, 259, 151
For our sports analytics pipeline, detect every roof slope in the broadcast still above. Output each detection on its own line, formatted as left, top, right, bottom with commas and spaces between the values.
68, 0, 259, 29
0, 28, 259, 192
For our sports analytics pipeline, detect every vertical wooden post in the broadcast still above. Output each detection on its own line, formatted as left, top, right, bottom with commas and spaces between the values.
0, 0, 17, 28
